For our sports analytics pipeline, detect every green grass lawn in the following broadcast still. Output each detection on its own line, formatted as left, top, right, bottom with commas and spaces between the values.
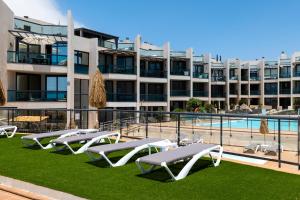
0, 136, 299, 200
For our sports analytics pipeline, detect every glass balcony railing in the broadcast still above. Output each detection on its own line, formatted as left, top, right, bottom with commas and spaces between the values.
193, 91, 208, 97
295, 57, 300, 62
140, 94, 167, 102
75, 64, 89, 74
7, 51, 67, 66
250, 90, 260, 95
211, 92, 225, 98
265, 61, 278, 68
250, 76, 260, 81
193, 72, 208, 79
170, 69, 190, 76
140, 69, 167, 78
280, 59, 291, 66
98, 65, 136, 74
140, 49, 164, 57
193, 56, 204, 62
279, 73, 291, 78
229, 75, 238, 80
280, 89, 291, 94
106, 93, 136, 102
293, 88, 300, 94
264, 90, 278, 95
7, 90, 67, 102
170, 90, 190, 96
170, 51, 186, 57
118, 43, 134, 51
14, 18, 67, 36
101, 41, 116, 49
264, 75, 278, 80
293, 71, 300, 77
211, 75, 225, 82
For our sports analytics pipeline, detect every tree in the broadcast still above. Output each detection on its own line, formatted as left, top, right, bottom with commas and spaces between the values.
186, 98, 203, 112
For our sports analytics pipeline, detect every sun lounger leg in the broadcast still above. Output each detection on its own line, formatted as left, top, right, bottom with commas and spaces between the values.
136, 159, 156, 174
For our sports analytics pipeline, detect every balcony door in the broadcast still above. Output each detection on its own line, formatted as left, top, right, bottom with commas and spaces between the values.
16, 73, 41, 101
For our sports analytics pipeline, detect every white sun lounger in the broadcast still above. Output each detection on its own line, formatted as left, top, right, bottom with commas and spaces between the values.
243, 143, 261, 153
50, 131, 120, 154
86, 138, 169, 167
0, 125, 17, 138
136, 143, 223, 181
21, 129, 97, 149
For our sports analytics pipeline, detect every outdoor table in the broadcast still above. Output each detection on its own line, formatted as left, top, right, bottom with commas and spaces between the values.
147, 140, 178, 153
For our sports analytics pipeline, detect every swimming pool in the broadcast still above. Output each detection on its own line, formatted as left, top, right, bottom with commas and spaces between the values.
196, 118, 298, 132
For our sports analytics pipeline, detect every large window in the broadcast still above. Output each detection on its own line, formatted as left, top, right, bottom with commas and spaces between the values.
50, 42, 67, 65
46, 76, 67, 101
74, 50, 89, 74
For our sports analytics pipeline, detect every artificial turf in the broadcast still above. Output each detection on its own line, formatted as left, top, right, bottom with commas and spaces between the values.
0, 136, 299, 200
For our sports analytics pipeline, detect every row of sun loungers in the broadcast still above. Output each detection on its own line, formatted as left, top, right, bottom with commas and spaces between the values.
17, 129, 223, 181
243, 142, 284, 156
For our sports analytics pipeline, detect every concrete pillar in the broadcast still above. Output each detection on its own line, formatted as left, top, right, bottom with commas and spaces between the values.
164, 42, 171, 112
135, 35, 141, 123
187, 48, 193, 98
67, 10, 75, 128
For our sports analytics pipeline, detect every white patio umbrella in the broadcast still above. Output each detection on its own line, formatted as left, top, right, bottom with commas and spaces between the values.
22, 35, 55, 45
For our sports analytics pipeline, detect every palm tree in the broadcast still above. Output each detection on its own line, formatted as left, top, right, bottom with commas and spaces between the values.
0, 80, 6, 106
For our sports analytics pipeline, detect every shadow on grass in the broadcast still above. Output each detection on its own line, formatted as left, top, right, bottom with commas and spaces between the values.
136, 159, 212, 182
86, 151, 152, 168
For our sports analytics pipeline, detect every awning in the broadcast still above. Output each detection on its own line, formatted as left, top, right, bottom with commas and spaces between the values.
9, 30, 67, 43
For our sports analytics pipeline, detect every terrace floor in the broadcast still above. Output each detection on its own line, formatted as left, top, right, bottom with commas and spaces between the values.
0, 136, 299, 200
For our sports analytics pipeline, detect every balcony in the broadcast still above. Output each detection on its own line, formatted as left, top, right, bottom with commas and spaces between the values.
279, 73, 291, 78
170, 90, 190, 97
7, 90, 67, 102
264, 90, 277, 95
7, 51, 67, 66
193, 91, 208, 97
229, 90, 238, 95
106, 93, 136, 102
293, 88, 300, 94
170, 69, 190, 76
293, 71, 300, 77
193, 72, 208, 79
170, 51, 186, 57
280, 59, 291, 66
140, 94, 167, 102
250, 90, 260, 95
264, 75, 278, 80
211, 92, 225, 98
75, 64, 89, 74
140, 49, 164, 57
280, 89, 291, 94
140, 69, 167, 78
118, 43, 134, 51
250, 76, 260, 81
241, 90, 249, 95
211, 75, 225, 82
295, 57, 300, 63
229, 75, 238, 80
98, 65, 136, 75
193, 56, 204, 62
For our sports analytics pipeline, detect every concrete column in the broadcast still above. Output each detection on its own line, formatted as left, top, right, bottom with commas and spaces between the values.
135, 35, 141, 123
260, 59, 265, 107
66, 10, 75, 128
164, 42, 171, 112
225, 60, 230, 110
187, 48, 193, 98
207, 53, 212, 104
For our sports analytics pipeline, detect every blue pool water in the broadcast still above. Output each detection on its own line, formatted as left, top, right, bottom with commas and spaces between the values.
196, 118, 298, 132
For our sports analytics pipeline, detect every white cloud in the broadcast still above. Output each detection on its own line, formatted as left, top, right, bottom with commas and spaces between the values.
3, 0, 83, 27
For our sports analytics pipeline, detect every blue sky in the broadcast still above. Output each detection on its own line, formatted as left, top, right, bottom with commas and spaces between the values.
58, 0, 300, 60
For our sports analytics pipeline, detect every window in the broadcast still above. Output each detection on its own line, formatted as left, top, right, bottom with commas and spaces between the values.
46, 76, 67, 101
74, 50, 89, 66
117, 56, 134, 68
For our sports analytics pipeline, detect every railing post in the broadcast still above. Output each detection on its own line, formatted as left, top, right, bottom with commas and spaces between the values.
278, 119, 281, 168
119, 111, 122, 136
220, 115, 223, 146
145, 112, 148, 138
177, 113, 181, 146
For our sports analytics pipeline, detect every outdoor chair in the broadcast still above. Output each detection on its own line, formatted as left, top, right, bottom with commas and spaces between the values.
86, 138, 171, 167
50, 131, 120, 154
21, 129, 97, 149
136, 143, 223, 181
0, 125, 17, 138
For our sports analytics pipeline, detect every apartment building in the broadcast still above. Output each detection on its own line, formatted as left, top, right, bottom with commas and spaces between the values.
1, 1, 300, 127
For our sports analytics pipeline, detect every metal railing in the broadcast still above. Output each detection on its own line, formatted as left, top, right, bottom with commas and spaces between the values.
229, 75, 238, 80
7, 90, 67, 102
250, 76, 260, 81
211, 75, 225, 82
265, 90, 278, 95
7, 51, 67, 66
170, 69, 190, 76
211, 92, 225, 98
0, 107, 299, 169
193, 91, 208, 97
98, 65, 136, 74
279, 73, 291, 78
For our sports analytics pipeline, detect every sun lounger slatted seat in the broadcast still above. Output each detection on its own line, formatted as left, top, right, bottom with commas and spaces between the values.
136, 143, 223, 181
21, 129, 97, 149
0, 125, 17, 138
50, 131, 120, 154
86, 138, 169, 167
243, 143, 260, 153
264, 144, 283, 156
